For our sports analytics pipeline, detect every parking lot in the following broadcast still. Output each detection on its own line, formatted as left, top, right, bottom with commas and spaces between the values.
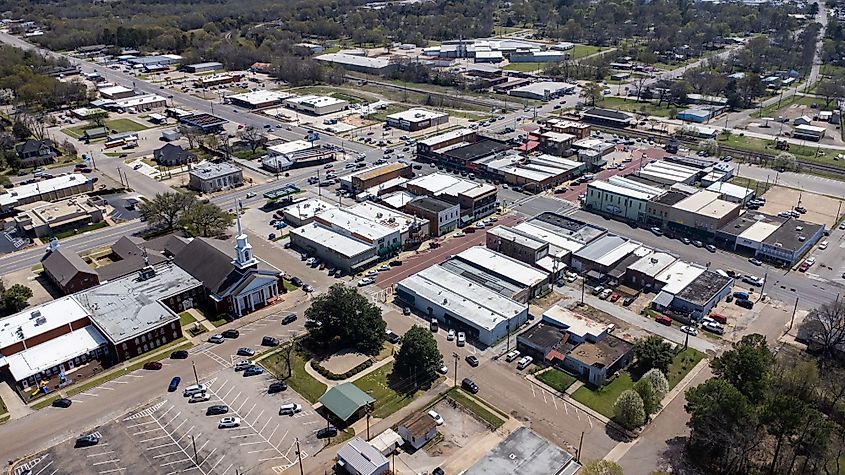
15, 361, 324, 475
758, 185, 843, 227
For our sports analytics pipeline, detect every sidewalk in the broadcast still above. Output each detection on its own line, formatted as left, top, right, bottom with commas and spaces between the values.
0, 382, 32, 420
526, 372, 611, 425
303, 354, 396, 389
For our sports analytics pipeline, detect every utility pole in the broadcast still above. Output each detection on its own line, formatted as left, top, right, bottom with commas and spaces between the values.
788, 296, 799, 332
116, 167, 124, 187
580, 275, 585, 305
192, 360, 199, 385
452, 352, 459, 388
296, 437, 304, 475
192, 435, 199, 464
576, 431, 585, 463
366, 405, 372, 440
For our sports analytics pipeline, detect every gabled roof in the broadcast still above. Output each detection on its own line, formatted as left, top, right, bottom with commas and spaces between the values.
173, 237, 277, 298
97, 236, 168, 282
319, 382, 375, 421
15, 139, 53, 155
42, 249, 97, 286
154, 143, 195, 163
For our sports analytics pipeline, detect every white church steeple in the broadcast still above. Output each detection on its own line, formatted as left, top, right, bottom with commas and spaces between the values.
233, 200, 258, 269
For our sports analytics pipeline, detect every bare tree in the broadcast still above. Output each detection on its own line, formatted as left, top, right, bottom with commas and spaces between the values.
238, 126, 264, 154
799, 301, 845, 364
177, 125, 203, 149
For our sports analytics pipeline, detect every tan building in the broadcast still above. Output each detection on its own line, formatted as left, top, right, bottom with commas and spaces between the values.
340, 162, 413, 193
14, 195, 105, 239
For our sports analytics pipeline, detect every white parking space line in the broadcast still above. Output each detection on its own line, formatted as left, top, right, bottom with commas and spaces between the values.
114, 381, 129, 384
239, 441, 265, 446
258, 419, 270, 435
140, 436, 170, 444
248, 448, 277, 454
99, 386, 115, 391
171, 419, 187, 433
160, 459, 191, 467
147, 442, 177, 450
91, 459, 120, 466
208, 454, 225, 472
80, 392, 98, 397
133, 428, 160, 436
243, 403, 257, 421
86, 451, 115, 458
221, 463, 234, 475
126, 374, 144, 378
31, 461, 53, 475
252, 409, 265, 427
153, 451, 184, 459
97, 469, 126, 474
127, 421, 156, 429
197, 440, 210, 454
70, 399, 84, 403
174, 426, 194, 443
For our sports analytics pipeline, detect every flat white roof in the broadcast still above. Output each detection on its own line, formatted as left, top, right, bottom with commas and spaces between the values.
363, 176, 409, 196
345, 201, 424, 233
98, 85, 132, 95
627, 251, 677, 277
542, 305, 608, 340
673, 190, 738, 219
706, 181, 753, 199
457, 246, 548, 288
314, 53, 391, 69
282, 198, 336, 221
286, 95, 347, 107
267, 140, 313, 156
795, 124, 826, 133
226, 90, 292, 105
510, 81, 575, 96
575, 235, 642, 267
406, 172, 495, 198
513, 222, 584, 255
638, 161, 699, 184
386, 108, 447, 123
290, 223, 373, 257
588, 180, 659, 201
656, 260, 706, 295
738, 221, 780, 242
379, 191, 417, 209
115, 94, 166, 107
0, 296, 91, 350
5, 326, 107, 382
0, 174, 91, 207
314, 207, 398, 242
419, 128, 474, 147
398, 266, 526, 332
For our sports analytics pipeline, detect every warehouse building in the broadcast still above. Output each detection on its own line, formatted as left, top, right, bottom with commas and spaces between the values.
314, 53, 395, 75
0, 174, 94, 212
282, 198, 337, 227
670, 270, 734, 317
581, 108, 634, 127
385, 108, 449, 131
395, 265, 529, 346
636, 161, 700, 186
717, 213, 825, 266
284, 95, 348, 115
584, 177, 664, 223
510, 213, 606, 268
178, 113, 227, 133
113, 94, 167, 111
184, 62, 223, 73
262, 140, 333, 173
98, 85, 135, 100
340, 162, 413, 193
344, 201, 429, 247
226, 90, 293, 109
289, 223, 379, 273
793, 124, 826, 141
571, 234, 644, 279
126, 55, 182, 68
649, 190, 742, 236
449, 246, 551, 302
404, 196, 460, 236
508, 81, 576, 101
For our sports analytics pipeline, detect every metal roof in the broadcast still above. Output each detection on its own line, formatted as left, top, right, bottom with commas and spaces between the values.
320, 383, 375, 421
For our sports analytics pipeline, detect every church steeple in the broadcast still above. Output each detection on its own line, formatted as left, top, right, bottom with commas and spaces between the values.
233, 199, 258, 269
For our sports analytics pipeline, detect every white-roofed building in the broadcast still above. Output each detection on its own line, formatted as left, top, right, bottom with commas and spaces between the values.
584, 177, 663, 223
636, 161, 700, 185
667, 190, 742, 233
282, 198, 337, 227
386, 108, 449, 131
395, 265, 529, 346
289, 222, 379, 273
98, 85, 135, 99
542, 305, 610, 343
314, 53, 394, 75
113, 94, 167, 111
284, 95, 348, 115
262, 140, 316, 172
226, 90, 293, 109
706, 181, 755, 204
313, 207, 400, 248
508, 81, 576, 101
405, 172, 497, 223
344, 201, 429, 246
571, 234, 642, 277
624, 251, 678, 290
0, 174, 94, 212
4, 326, 108, 385
655, 260, 706, 295
451, 246, 551, 301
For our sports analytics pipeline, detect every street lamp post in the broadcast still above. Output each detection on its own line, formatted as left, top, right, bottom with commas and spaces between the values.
452, 352, 459, 388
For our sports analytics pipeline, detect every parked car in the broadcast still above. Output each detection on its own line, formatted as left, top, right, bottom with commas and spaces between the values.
457, 332, 466, 346
505, 350, 521, 362
269, 381, 288, 393
279, 403, 302, 416
237, 347, 255, 356
358, 278, 375, 287
403, 307, 411, 316
206, 405, 229, 416
168, 377, 181, 392
748, 257, 763, 266
144, 361, 163, 370
465, 355, 479, 367
386, 330, 401, 344
183, 384, 207, 396
75, 434, 101, 448
52, 398, 72, 408
622, 296, 635, 306
189, 392, 211, 403
462, 378, 479, 394
316, 426, 339, 439
428, 410, 445, 425
430, 318, 439, 332
302, 284, 314, 293
218, 417, 241, 428
516, 356, 533, 370
599, 289, 612, 300
680, 325, 698, 336
243, 366, 265, 377
733, 291, 750, 300
709, 313, 728, 324
610, 293, 620, 302
702, 322, 725, 335
692, 240, 703, 247
592, 286, 604, 296
222, 330, 240, 339
171, 350, 189, 359
682, 238, 691, 245
706, 244, 716, 253
235, 360, 255, 371
655, 315, 672, 326
208, 334, 224, 344
736, 299, 754, 309
650, 227, 663, 236
446, 329, 455, 341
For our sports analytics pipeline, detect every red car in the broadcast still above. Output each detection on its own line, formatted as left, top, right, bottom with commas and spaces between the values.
143, 361, 163, 370
709, 313, 727, 324
798, 263, 809, 272
610, 293, 620, 302
655, 315, 672, 326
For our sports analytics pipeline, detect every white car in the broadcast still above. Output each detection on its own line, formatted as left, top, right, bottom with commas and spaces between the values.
183, 384, 207, 396
428, 410, 445, 425
188, 392, 210, 403
447, 329, 455, 341
438, 362, 448, 374
208, 334, 224, 344
680, 325, 698, 336
457, 332, 466, 346
516, 356, 533, 370
357, 278, 374, 287
600, 289, 613, 300
505, 350, 521, 362
218, 417, 241, 428
245, 192, 256, 199
454, 232, 466, 237
819, 241, 829, 250
378, 265, 391, 271
365, 270, 378, 277
566, 273, 578, 283
234, 360, 254, 371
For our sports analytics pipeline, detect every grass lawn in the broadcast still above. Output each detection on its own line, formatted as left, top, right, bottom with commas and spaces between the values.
0, 393, 6, 415
261, 348, 327, 404
282, 280, 299, 292
504, 62, 544, 73
597, 96, 674, 117
54, 221, 109, 240
570, 44, 602, 59
179, 311, 197, 326
716, 134, 836, 166
571, 372, 634, 419
446, 388, 506, 429
668, 348, 705, 389
365, 104, 410, 122
729, 176, 774, 196
537, 368, 578, 393
753, 94, 823, 119
493, 25, 524, 36
208, 315, 230, 327
63, 339, 192, 399
353, 362, 431, 419
62, 118, 150, 139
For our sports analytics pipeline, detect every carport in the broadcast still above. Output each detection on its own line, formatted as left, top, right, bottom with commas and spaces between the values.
319, 382, 375, 425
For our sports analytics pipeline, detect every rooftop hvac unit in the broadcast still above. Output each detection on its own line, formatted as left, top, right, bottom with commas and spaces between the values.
34, 316, 46, 326
30, 310, 41, 319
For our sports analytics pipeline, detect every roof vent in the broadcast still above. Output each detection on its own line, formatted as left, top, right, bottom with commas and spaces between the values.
138, 265, 156, 281
30, 310, 41, 319
34, 316, 46, 326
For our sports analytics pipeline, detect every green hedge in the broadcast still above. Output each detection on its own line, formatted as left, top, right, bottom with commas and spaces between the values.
311, 358, 374, 381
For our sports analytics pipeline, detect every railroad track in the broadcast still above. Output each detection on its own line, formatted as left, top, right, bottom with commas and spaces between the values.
591, 124, 845, 177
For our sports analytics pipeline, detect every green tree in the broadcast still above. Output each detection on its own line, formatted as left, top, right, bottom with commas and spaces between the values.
580, 81, 603, 106
0, 283, 33, 315
180, 201, 232, 238
634, 377, 659, 415
634, 335, 674, 373
641, 368, 669, 399
710, 333, 773, 403
582, 459, 624, 475
773, 152, 800, 172
815, 79, 844, 109
304, 284, 385, 355
394, 325, 441, 378
614, 389, 645, 429
138, 192, 196, 230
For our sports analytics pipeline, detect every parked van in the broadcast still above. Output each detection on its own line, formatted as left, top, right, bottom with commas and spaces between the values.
516, 356, 533, 370
183, 384, 207, 397
279, 403, 302, 416
733, 291, 750, 300
736, 299, 754, 309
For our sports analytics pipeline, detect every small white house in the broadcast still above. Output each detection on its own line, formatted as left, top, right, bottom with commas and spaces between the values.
397, 412, 438, 450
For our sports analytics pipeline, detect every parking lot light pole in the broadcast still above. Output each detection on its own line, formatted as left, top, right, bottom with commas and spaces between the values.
295, 437, 304, 475
192, 361, 199, 386
452, 352, 459, 388
192, 435, 199, 464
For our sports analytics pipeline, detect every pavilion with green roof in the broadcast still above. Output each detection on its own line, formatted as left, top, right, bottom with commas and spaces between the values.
318, 382, 375, 423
